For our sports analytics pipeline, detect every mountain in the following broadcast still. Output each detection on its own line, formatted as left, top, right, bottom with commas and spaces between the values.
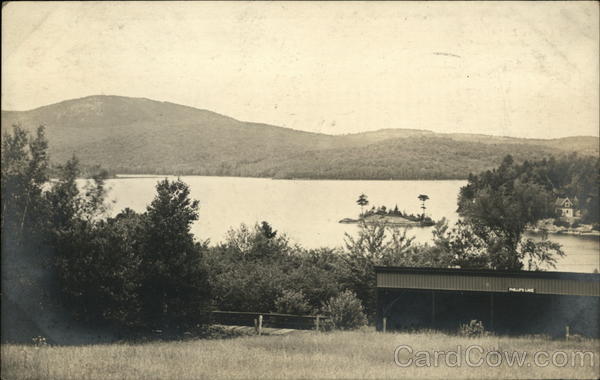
2, 95, 598, 179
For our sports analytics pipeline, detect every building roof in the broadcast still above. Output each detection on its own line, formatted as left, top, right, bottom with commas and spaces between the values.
374, 266, 600, 297
375, 266, 599, 281
555, 197, 579, 208
555, 197, 570, 207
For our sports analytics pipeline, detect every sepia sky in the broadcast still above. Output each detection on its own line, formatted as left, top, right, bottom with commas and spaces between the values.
2, 1, 598, 139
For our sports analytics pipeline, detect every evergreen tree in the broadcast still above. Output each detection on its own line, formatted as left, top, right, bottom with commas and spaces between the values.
356, 194, 369, 216
418, 194, 429, 219
138, 179, 211, 328
260, 221, 277, 239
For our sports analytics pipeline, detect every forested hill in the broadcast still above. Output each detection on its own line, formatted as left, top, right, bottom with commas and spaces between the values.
2, 95, 598, 179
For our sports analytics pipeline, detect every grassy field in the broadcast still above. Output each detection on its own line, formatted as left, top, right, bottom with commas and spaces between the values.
2, 329, 599, 379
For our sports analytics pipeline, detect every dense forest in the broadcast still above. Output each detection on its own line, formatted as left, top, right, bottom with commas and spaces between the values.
263, 137, 568, 180
3, 125, 586, 342
453, 154, 599, 270
2, 95, 598, 180
459, 155, 599, 224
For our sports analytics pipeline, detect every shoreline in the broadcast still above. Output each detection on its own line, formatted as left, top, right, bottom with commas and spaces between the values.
58, 173, 470, 182
527, 228, 600, 238
527, 219, 600, 238
112, 174, 469, 182
339, 214, 435, 227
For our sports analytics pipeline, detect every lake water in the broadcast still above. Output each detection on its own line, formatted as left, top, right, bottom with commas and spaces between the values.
102, 175, 599, 273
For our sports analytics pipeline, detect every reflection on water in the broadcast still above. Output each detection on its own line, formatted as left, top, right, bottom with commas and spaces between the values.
101, 176, 599, 273
525, 232, 599, 273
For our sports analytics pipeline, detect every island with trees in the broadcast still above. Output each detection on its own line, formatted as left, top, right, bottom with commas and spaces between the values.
339, 193, 436, 227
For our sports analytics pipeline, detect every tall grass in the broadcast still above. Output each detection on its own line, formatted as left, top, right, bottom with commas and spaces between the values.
2, 329, 599, 379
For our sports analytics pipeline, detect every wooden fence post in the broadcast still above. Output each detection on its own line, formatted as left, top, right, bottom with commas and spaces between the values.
315, 316, 320, 332
383, 317, 387, 333
258, 314, 263, 336
565, 325, 570, 341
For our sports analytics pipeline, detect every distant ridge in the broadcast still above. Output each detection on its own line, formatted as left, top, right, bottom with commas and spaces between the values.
2, 95, 598, 179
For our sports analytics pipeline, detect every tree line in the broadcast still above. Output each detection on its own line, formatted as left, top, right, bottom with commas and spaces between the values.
70, 136, 582, 181
3, 125, 590, 336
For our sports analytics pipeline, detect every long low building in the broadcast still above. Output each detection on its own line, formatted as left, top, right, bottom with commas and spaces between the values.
375, 266, 600, 337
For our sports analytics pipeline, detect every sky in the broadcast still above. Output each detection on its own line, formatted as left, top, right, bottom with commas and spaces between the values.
2, 1, 598, 139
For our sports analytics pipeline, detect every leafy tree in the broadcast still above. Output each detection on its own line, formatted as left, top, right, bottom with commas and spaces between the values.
341, 221, 452, 316
53, 177, 213, 329
222, 222, 292, 261
48, 157, 136, 325
46, 156, 110, 231
342, 222, 392, 316
45, 156, 83, 232
1, 125, 49, 253
286, 249, 343, 312
433, 219, 496, 269
455, 155, 566, 270
344, 221, 389, 260
274, 290, 311, 315
1, 125, 136, 330
206, 223, 344, 314
53, 210, 145, 326
206, 221, 296, 312
432, 218, 565, 271
208, 259, 287, 312
520, 232, 564, 271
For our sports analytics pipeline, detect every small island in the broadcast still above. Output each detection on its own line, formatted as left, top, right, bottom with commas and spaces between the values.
339, 194, 436, 227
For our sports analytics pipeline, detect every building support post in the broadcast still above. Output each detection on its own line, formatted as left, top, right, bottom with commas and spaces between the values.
378, 289, 381, 331
490, 293, 494, 331
431, 291, 436, 328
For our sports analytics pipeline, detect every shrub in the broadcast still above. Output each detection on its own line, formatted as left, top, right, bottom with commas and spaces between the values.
323, 290, 367, 330
570, 221, 580, 228
32, 336, 48, 347
553, 219, 570, 228
421, 216, 435, 226
458, 320, 490, 337
274, 290, 312, 315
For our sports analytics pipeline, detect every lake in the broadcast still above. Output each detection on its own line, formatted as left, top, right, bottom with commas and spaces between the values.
102, 175, 599, 273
